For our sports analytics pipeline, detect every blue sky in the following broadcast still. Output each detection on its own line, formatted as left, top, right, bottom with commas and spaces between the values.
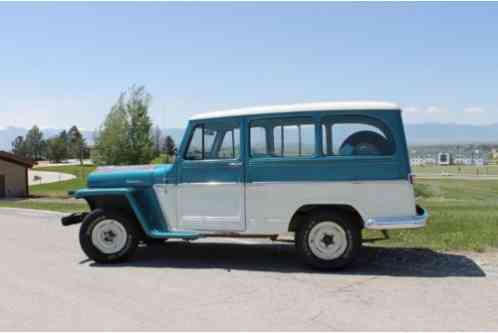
1, 2, 498, 130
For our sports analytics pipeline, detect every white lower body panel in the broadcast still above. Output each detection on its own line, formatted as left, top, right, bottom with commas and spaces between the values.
155, 180, 418, 234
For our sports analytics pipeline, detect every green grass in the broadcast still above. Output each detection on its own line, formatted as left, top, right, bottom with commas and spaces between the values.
0, 199, 88, 213
365, 178, 498, 251
151, 154, 174, 164
30, 164, 96, 198
413, 164, 498, 176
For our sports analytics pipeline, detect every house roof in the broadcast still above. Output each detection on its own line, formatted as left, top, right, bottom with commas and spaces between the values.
0, 151, 36, 168
190, 101, 400, 120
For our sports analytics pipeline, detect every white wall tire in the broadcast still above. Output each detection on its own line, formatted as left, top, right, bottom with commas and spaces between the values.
296, 210, 361, 270
79, 210, 140, 263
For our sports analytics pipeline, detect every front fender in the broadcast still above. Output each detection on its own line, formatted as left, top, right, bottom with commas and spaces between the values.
73, 187, 152, 235
69, 187, 198, 240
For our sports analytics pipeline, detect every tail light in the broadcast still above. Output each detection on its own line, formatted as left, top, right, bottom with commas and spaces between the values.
409, 173, 415, 185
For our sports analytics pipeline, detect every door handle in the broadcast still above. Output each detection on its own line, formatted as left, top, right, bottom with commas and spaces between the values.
227, 162, 242, 167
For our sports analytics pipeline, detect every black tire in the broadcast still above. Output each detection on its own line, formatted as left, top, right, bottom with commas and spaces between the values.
79, 209, 141, 264
295, 210, 361, 270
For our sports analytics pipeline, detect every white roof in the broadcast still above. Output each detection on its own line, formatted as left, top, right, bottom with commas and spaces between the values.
190, 101, 400, 120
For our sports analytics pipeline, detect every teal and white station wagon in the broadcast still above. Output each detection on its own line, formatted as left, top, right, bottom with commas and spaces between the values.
62, 101, 428, 269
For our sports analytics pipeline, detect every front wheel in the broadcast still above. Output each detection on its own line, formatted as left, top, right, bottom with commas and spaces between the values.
79, 210, 141, 263
295, 211, 361, 270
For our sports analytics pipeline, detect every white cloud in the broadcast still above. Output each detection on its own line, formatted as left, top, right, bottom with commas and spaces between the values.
463, 106, 485, 114
426, 106, 447, 114
403, 106, 418, 114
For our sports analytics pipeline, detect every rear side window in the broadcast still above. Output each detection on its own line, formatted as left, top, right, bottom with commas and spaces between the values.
250, 118, 315, 158
321, 119, 394, 156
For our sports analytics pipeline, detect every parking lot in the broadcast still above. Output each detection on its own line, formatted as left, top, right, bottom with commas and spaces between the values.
1, 208, 498, 331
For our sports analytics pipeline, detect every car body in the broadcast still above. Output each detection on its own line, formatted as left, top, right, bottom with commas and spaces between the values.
63, 101, 428, 269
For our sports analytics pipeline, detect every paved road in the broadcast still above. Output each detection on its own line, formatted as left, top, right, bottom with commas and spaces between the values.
28, 170, 76, 185
1, 208, 498, 331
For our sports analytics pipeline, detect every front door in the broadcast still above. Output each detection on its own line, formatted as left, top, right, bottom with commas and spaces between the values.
177, 120, 244, 231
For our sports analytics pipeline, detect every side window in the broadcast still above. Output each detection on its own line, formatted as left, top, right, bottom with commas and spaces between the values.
203, 127, 218, 159
185, 124, 239, 160
250, 126, 268, 157
185, 126, 204, 160
322, 120, 393, 156
250, 118, 315, 158
273, 124, 315, 157
216, 128, 240, 159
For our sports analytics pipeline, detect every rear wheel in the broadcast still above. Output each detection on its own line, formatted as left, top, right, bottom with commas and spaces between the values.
295, 210, 361, 270
79, 209, 141, 263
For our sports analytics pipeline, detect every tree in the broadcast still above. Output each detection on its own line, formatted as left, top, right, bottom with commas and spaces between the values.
126, 86, 154, 164
163, 135, 176, 158
46, 137, 67, 163
94, 93, 130, 165
24, 125, 44, 160
94, 85, 154, 165
11, 136, 28, 157
68, 125, 89, 165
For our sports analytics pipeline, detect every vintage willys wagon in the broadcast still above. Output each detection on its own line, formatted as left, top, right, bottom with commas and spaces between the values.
62, 101, 428, 269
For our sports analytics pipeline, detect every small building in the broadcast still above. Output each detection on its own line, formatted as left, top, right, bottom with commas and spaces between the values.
438, 152, 452, 166
0, 151, 36, 198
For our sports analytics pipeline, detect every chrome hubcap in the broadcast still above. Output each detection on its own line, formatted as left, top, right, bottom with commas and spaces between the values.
308, 221, 348, 260
91, 219, 128, 254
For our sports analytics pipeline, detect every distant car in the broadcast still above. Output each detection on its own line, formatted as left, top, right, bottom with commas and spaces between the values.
62, 101, 428, 269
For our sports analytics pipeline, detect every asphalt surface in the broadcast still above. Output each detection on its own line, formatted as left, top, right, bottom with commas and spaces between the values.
1, 208, 498, 331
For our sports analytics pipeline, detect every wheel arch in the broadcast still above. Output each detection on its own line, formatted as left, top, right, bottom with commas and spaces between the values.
288, 204, 365, 232
81, 194, 149, 236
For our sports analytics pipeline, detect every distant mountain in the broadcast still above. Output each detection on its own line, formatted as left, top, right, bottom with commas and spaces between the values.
1, 123, 498, 151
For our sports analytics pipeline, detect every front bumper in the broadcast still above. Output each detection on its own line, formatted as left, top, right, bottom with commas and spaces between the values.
61, 212, 88, 226
364, 205, 428, 230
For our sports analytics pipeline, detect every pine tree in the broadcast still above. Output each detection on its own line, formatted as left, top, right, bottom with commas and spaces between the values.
163, 135, 177, 158
68, 125, 88, 165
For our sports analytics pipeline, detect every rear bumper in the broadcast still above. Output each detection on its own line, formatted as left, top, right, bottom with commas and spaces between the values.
364, 205, 428, 230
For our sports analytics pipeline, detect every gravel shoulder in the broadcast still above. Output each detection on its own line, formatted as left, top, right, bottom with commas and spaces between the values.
1, 208, 497, 331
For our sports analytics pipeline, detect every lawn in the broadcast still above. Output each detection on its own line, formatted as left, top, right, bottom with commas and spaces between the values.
0, 199, 88, 213
413, 164, 498, 176
30, 164, 96, 198
365, 178, 498, 251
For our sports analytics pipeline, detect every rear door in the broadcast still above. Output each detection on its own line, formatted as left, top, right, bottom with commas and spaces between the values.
177, 119, 244, 231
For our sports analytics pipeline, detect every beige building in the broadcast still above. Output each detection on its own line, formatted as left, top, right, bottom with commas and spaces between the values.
0, 151, 35, 198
